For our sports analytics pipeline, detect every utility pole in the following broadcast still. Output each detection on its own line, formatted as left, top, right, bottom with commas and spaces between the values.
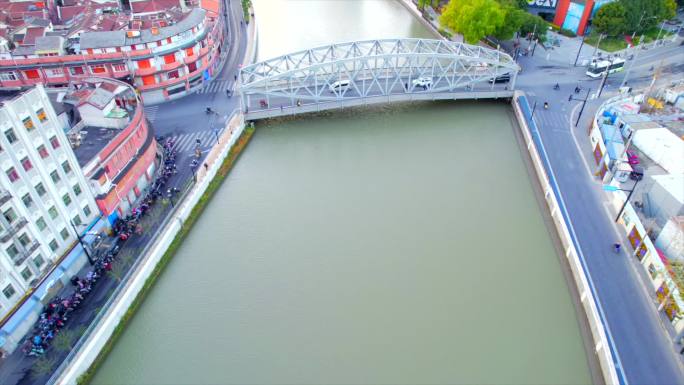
531, 38, 539, 56
569, 87, 591, 126
615, 179, 640, 222
656, 21, 666, 46
620, 34, 644, 89
70, 220, 95, 265
591, 33, 605, 60
597, 58, 614, 97
631, 11, 646, 40
574, 33, 586, 66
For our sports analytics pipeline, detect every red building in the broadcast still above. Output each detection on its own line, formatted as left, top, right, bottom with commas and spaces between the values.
0, 0, 225, 104
53, 77, 158, 222
528, 0, 614, 36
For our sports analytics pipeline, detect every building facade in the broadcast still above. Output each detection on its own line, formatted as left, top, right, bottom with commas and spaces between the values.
527, 0, 614, 36
0, 1, 225, 105
0, 85, 98, 318
54, 77, 158, 223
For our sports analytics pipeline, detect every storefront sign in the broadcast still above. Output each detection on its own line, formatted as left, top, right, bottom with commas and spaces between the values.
527, 0, 558, 9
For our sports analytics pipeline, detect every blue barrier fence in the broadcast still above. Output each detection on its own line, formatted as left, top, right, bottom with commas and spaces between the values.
516, 95, 627, 385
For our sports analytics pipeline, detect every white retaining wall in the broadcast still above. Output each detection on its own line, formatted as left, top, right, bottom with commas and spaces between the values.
511, 91, 621, 385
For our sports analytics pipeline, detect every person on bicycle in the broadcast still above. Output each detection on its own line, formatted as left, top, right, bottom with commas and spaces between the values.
614, 243, 621, 253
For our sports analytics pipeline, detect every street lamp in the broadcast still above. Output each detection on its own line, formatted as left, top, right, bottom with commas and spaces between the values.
603, 179, 640, 222
568, 87, 592, 126
574, 33, 587, 67
620, 34, 645, 89
70, 220, 95, 265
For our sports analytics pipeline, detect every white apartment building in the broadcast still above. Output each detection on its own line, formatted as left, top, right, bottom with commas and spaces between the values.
0, 85, 98, 317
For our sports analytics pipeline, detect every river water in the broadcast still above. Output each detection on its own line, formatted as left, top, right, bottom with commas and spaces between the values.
92, 1, 591, 384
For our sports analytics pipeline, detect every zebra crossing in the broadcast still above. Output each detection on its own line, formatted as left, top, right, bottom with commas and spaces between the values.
195, 80, 233, 94
144, 105, 159, 123
166, 128, 226, 153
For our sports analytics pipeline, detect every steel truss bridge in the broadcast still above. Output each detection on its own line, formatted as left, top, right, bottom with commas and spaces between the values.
239, 38, 519, 120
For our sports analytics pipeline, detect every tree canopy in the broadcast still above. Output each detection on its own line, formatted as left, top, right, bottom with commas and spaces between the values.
592, 2, 627, 36
439, 0, 506, 43
621, 0, 676, 34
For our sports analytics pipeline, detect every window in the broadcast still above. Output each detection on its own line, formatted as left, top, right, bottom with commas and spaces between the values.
23, 117, 35, 131
18, 233, 30, 247
60, 227, 69, 240
21, 193, 32, 208
46, 68, 63, 78
62, 193, 72, 206
21, 267, 32, 281
36, 217, 47, 231
113, 63, 127, 72
3, 208, 17, 223
35, 182, 46, 196
37, 144, 49, 158
164, 53, 176, 64
0, 72, 18, 81
72, 214, 82, 226
6, 244, 19, 259
61, 161, 72, 174
48, 206, 58, 219
50, 170, 60, 183
90, 65, 106, 74
49, 136, 60, 149
137, 59, 151, 69
5, 128, 18, 144
69, 66, 84, 75
185, 47, 194, 57
83, 205, 92, 217
167, 70, 179, 80
142, 75, 156, 85
3, 284, 16, 299
6, 167, 19, 183
73, 183, 82, 196
36, 108, 47, 123
49, 239, 58, 251
21, 157, 33, 171
24, 69, 40, 79
33, 254, 45, 269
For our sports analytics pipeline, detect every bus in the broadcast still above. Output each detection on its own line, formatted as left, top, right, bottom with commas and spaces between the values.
586, 58, 626, 78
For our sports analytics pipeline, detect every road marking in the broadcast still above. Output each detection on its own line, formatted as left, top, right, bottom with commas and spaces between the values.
568, 102, 594, 179
144, 105, 159, 122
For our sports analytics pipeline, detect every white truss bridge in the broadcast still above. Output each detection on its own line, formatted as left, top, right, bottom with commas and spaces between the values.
239, 38, 519, 120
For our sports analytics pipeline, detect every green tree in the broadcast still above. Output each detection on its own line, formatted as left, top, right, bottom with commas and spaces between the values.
592, 2, 627, 36
519, 12, 548, 43
440, 0, 506, 44
31, 355, 57, 379
621, 0, 671, 34
494, 7, 527, 40
663, 0, 677, 20
52, 327, 84, 353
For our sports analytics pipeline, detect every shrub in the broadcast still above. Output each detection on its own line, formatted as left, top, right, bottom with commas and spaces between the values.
559, 28, 577, 37
438, 28, 453, 39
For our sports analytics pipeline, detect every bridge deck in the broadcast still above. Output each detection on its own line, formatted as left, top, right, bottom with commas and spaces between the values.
245, 90, 514, 120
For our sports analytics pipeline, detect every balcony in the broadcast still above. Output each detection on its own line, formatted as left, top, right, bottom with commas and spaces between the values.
162, 60, 183, 72
135, 66, 159, 77
13, 241, 40, 266
0, 218, 28, 243
0, 190, 11, 206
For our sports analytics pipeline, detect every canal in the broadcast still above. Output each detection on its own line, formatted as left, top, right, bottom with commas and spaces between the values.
92, 1, 592, 384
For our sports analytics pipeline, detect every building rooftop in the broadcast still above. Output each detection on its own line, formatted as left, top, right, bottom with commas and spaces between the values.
1, 0, 213, 57
79, 8, 205, 49
72, 125, 120, 167
46, 78, 139, 166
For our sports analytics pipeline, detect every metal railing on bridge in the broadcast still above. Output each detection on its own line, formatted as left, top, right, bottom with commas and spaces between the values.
239, 38, 519, 118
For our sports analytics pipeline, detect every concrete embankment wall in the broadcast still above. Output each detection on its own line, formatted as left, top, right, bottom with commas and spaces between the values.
52, 114, 246, 385
510, 91, 622, 385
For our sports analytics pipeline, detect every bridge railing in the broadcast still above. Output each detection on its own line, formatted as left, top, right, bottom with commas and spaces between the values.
514, 93, 626, 385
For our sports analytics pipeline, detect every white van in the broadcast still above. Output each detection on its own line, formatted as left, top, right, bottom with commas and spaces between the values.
329, 79, 351, 93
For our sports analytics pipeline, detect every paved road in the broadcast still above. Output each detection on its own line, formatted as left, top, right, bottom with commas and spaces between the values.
516, 38, 684, 385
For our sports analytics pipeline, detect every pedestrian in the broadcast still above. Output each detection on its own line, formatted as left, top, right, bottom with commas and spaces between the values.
204, 163, 209, 171
680, 345, 684, 355
234, 74, 237, 81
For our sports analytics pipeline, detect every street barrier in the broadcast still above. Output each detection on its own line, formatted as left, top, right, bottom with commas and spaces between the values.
512, 92, 625, 385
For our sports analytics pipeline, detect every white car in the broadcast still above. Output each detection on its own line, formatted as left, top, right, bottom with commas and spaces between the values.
412, 77, 432, 89
329, 79, 351, 93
